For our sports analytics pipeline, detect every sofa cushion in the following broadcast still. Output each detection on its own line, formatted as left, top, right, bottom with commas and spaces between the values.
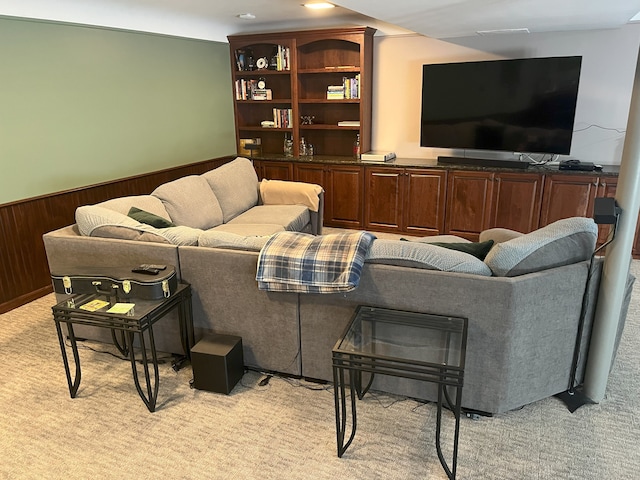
479, 228, 524, 244
91, 225, 170, 243
127, 207, 175, 228
365, 239, 492, 276
210, 223, 285, 236
404, 235, 471, 244
152, 175, 223, 229
97, 195, 170, 219
202, 157, 259, 222
75, 205, 201, 245
484, 217, 598, 277
402, 235, 494, 260
198, 230, 272, 251
227, 205, 310, 232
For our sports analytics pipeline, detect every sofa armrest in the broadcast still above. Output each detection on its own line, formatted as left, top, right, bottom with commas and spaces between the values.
259, 179, 324, 235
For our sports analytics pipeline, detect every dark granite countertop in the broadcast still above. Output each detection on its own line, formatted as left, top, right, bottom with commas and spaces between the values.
250, 154, 620, 177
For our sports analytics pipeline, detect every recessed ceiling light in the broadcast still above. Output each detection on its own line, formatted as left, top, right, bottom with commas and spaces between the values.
303, 2, 335, 9
237, 13, 256, 20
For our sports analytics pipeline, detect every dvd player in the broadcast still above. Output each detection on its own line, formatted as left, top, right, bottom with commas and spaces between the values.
559, 160, 595, 171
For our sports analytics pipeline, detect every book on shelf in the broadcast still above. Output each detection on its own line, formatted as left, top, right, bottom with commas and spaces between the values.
337, 120, 360, 127
272, 108, 292, 128
342, 74, 360, 99
360, 151, 397, 162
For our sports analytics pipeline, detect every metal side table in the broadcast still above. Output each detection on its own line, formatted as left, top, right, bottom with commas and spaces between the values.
332, 305, 468, 480
52, 282, 194, 412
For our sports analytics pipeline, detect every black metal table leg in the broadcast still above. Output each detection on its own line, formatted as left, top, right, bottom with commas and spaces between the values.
333, 361, 358, 457
54, 318, 82, 398
435, 382, 461, 480
111, 328, 129, 356
177, 288, 195, 362
128, 326, 160, 413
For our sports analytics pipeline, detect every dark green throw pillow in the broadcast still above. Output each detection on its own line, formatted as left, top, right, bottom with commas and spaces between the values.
429, 240, 495, 260
127, 206, 175, 228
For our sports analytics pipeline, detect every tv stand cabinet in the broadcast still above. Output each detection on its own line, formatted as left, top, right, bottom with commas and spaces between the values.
250, 156, 623, 250
437, 156, 530, 170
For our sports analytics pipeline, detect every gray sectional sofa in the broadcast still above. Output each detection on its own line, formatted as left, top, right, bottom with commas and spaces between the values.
43, 158, 634, 414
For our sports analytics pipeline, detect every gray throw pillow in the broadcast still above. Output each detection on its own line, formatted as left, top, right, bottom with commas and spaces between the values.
484, 217, 598, 277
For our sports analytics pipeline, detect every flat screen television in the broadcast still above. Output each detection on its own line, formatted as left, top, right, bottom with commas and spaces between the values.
420, 56, 582, 156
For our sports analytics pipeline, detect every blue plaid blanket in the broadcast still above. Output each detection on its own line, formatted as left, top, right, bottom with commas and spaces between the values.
256, 231, 376, 293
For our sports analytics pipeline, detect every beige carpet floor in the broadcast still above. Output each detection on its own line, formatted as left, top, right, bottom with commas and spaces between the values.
1, 262, 639, 479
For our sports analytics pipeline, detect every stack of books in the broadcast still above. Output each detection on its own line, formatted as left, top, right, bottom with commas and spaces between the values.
272, 108, 292, 128
326, 85, 345, 100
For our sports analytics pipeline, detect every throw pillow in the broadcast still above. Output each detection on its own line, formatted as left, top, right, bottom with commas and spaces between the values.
198, 230, 272, 251
484, 217, 598, 277
127, 206, 175, 228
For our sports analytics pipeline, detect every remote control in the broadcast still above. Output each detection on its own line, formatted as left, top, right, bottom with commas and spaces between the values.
132, 266, 159, 275
139, 264, 167, 270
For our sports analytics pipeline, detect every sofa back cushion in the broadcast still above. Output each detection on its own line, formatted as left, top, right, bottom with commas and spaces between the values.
75, 205, 201, 245
365, 239, 492, 276
98, 195, 171, 219
152, 175, 223, 229
484, 217, 598, 277
202, 157, 259, 223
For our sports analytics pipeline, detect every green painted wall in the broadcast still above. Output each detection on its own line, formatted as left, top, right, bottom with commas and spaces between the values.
0, 17, 236, 204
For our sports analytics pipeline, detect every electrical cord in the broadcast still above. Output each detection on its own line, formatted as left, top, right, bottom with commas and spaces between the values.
64, 337, 178, 366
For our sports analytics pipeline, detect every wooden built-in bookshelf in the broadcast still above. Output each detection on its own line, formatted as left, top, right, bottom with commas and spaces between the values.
228, 27, 375, 158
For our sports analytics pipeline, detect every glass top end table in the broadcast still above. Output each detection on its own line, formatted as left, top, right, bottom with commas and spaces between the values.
332, 305, 468, 480
52, 282, 194, 413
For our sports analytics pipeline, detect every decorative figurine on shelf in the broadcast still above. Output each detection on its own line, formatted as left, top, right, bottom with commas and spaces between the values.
300, 115, 315, 125
283, 133, 294, 158
300, 137, 307, 158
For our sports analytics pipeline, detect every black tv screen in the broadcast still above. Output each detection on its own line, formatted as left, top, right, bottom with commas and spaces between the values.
420, 56, 582, 155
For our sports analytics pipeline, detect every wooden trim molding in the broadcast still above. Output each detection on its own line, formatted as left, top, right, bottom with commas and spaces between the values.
0, 156, 233, 314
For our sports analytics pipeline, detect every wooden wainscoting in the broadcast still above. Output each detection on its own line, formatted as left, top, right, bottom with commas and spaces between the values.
0, 156, 233, 314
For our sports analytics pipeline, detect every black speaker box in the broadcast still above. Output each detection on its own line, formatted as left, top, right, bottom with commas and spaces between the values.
191, 334, 244, 394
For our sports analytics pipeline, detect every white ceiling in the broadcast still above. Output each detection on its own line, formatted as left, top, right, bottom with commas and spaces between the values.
1, 0, 640, 42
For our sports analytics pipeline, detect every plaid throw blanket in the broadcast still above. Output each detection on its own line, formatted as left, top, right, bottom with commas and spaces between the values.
256, 231, 376, 293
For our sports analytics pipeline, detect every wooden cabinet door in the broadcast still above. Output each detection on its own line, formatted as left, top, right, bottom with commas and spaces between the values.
539, 174, 599, 227
404, 168, 447, 236
325, 166, 363, 228
596, 177, 618, 246
490, 172, 543, 233
634, 219, 640, 257
260, 161, 293, 181
364, 167, 404, 233
445, 170, 494, 240
294, 163, 326, 186
294, 163, 329, 224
